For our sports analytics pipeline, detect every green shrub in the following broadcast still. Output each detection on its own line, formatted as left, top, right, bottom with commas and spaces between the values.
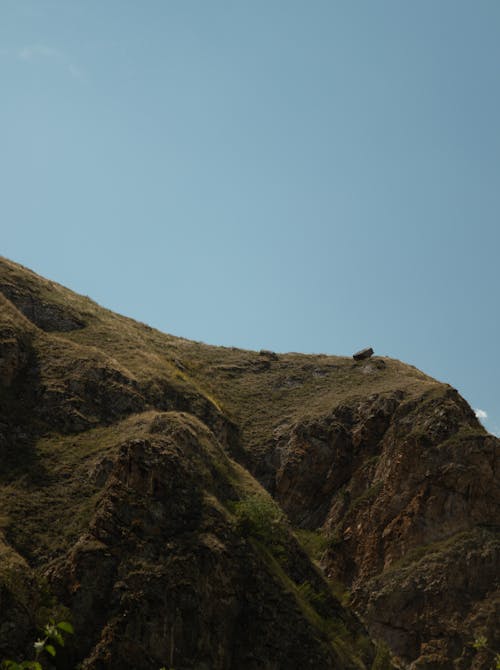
473, 636, 500, 669
234, 494, 287, 547
1, 620, 73, 670
294, 528, 330, 561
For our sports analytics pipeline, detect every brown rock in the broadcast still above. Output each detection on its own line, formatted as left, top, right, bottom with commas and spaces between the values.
353, 347, 374, 361
264, 387, 499, 668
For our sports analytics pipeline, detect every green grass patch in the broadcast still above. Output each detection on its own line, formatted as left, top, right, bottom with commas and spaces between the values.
294, 528, 331, 561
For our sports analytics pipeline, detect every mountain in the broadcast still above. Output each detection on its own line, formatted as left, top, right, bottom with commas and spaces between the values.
0, 256, 498, 670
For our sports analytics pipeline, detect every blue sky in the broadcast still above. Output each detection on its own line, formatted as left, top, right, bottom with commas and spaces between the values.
1, 1, 499, 435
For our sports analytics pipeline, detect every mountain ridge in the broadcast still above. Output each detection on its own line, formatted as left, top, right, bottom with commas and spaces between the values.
0, 256, 498, 669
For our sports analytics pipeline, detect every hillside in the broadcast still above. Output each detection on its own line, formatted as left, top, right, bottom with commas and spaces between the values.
0, 256, 498, 669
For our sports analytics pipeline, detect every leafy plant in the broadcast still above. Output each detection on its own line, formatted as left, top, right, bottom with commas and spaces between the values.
473, 636, 500, 669
234, 494, 287, 548
1, 620, 74, 670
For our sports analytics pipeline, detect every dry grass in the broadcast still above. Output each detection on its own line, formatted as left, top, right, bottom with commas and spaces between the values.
0, 256, 444, 565
1, 256, 442, 436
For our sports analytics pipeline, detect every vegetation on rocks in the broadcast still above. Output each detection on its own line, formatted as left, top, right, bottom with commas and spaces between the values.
0, 256, 498, 669
1, 620, 73, 670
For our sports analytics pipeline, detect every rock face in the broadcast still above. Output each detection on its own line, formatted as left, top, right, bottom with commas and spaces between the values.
0, 256, 498, 670
262, 388, 499, 668
47, 413, 374, 670
0, 534, 38, 660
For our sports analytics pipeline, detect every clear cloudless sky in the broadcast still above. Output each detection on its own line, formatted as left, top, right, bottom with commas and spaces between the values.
1, 1, 499, 434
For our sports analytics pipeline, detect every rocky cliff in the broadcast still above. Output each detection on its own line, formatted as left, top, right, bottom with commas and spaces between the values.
0, 257, 498, 669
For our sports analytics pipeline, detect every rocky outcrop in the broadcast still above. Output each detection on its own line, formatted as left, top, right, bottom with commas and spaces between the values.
257, 387, 499, 668
0, 258, 85, 333
0, 535, 38, 660
0, 281, 85, 332
0, 326, 30, 389
357, 528, 499, 670
270, 392, 403, 527
353, 348, 374, 361
1, 257, 498, 670
0, 296, 34, 388
47, 413, 375, 670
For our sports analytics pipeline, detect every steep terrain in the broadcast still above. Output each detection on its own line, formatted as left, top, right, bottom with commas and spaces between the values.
0, 256, 498, 669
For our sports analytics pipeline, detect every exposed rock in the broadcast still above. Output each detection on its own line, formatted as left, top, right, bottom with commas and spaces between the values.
1, 257, 497, 670
259, 387, 499, 668
0, 296, 34, 387
0, 534, 39, 659
47, 413, 375, 670
0, 327, 30, 388
353, 347, 374, 361
356, 528, 500, 669
0, 282, 85, 332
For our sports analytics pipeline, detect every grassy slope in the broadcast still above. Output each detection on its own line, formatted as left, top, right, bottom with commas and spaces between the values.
2, 256, 496, 668
0, 257, 394, 667
0, 256, 448, 563
0, 257, 442, 439
0, 260, 439, 653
